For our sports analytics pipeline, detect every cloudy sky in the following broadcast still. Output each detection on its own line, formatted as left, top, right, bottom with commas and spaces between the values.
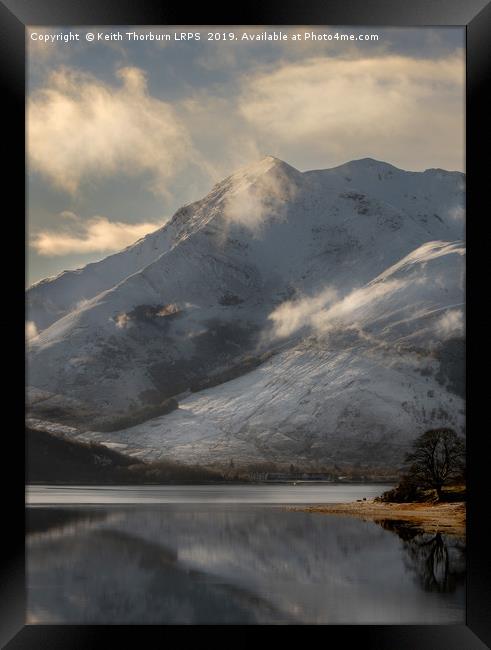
27, 26, 464, 285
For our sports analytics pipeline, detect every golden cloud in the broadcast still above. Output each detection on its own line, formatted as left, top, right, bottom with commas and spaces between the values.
238, 53, 464, 171
31, 214, 162, 256
28, 66, 197, 194
26, 320, 39, 340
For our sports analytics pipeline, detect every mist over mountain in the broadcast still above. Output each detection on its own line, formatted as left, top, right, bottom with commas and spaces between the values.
26, 156, 465, 468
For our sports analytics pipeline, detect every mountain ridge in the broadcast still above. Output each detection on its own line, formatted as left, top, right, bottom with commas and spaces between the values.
27, 156, 464, 332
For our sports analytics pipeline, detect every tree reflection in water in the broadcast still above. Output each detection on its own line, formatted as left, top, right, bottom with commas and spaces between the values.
378, 520, 466, 593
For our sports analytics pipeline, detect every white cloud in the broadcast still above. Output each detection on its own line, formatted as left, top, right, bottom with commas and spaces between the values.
268, 288, 339, 338
436, 308, 464, 338
268, 279, 407, 339
448, 205, 465, 221
28, 66, 198, 194
222, 158, 300, 233
31, 214, 162, 256
114, 313, 131, 329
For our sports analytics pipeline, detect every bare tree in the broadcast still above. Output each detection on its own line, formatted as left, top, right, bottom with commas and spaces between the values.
405, 428, 465, 500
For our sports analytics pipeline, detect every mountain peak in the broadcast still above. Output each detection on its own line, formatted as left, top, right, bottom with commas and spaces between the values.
231, 156, 300, 179
336, 157, 400, 172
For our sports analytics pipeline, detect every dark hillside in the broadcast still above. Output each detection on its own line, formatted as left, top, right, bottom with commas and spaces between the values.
26, 427, 224, 484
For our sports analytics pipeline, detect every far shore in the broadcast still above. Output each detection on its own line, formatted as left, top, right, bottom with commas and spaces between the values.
290, 499, 466, 536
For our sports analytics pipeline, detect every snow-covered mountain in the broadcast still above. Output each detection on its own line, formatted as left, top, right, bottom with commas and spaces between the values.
26, 156, 465, 468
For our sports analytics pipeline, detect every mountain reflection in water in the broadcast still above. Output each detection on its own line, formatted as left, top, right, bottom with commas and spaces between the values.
27, 505, 465, 624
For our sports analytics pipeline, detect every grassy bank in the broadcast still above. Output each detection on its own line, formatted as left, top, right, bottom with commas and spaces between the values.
292, 499, 466, 536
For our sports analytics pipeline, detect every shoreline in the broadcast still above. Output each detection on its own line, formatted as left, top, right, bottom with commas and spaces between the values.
290, 499, 466, 536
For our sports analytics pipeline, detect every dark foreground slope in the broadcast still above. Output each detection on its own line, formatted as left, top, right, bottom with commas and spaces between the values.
26, 428, 224, 484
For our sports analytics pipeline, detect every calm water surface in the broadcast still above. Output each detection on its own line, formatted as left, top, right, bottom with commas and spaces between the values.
26, 485, 465, 624
26, 483, 389, 505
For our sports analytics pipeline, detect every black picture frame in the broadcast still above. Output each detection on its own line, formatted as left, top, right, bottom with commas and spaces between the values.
2, 0, 490, 647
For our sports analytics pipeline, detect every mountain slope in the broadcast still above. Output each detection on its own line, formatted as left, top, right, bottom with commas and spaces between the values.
27, 157, 465, 466
27, 221, 178, 332
76, 241, 465, 467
